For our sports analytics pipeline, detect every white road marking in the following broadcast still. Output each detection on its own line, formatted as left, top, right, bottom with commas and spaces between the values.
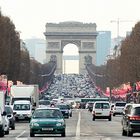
75, 111, 81, 139
16, 130, 26, 139
43, 138, 55, 140
16, 138, 27, 140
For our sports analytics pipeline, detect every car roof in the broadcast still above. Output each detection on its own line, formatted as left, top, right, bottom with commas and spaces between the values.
35, 107, 60, 110
14, 100, 30, 104
94, 101, 110, 103
131, 104, 140, 108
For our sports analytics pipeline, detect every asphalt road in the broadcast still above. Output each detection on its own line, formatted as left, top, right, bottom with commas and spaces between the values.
2, 109, 140, 140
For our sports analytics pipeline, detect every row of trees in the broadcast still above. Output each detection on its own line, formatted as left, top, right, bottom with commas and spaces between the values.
88, 21, 140, 91
0, 10, 55, 88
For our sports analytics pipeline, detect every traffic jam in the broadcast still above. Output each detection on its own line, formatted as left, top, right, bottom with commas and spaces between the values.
0, 74, 140, 139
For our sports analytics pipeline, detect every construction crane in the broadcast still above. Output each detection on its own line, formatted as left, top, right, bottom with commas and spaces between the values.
110, 18, 136, 39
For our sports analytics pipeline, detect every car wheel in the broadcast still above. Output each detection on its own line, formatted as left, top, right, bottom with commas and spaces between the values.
92, 116, 95, 121
61, 131, 66, 137
0, 130, 4, 137
11, 125, 15, 130
108, 116, 112, 121
122, 129, 127, 136
15, 117, 19, 122
127, 130, 133, 136
5, 130, 9, 135
30, 132, 35, 137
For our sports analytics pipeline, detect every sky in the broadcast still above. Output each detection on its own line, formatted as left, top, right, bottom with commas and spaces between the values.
1, 0, 140, 40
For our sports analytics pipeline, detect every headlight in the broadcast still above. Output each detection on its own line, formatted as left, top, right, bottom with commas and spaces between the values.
56, 120, 65, 126
7, 114, 13, 119
31, 122, 39, 127
27, 113, 32, 117
56, 123, 62, 126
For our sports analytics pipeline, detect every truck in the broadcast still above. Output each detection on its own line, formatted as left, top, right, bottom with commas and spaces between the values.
10, 85, 39, 109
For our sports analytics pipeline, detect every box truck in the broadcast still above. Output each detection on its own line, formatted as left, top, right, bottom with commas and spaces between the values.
10, 85, 39, 108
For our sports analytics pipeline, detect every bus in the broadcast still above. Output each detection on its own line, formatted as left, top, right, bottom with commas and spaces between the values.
81, 98, 109, 103
80, 97, 110, 109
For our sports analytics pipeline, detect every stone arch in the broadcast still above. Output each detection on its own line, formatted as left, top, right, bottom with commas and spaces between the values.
44, 21, 98, 74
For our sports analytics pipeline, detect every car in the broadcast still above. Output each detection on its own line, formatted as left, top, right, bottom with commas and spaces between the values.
5, 105, 15, 130
13, 100, 32, 121
56, 103, 72, 118
0, 109, 5, 137
29, 107, 66, 137
39, 100, 50, 108
122, 103, 140, 136
3, 112, 10, 135
87, 102, 94, 112
113, 102, 126, 116
92, 101, 112, 121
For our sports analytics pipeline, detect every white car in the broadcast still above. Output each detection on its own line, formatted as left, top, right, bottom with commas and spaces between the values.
92, 101, 112, 121
113, 102, 126, 116
3, 113, 10, 135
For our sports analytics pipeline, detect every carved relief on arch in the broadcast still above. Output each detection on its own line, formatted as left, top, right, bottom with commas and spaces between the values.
61, 40, 81, 51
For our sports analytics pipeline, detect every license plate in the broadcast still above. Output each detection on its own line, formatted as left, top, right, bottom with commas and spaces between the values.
18, 115, 25, 119
96, 113, 102, 115
42, 128, 53, 131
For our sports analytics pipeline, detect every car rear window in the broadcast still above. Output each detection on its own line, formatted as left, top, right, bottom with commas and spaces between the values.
57, 105, 69, 109
132, 107, 140, 115
115, 103, 126, 106
95, 103, 110, 109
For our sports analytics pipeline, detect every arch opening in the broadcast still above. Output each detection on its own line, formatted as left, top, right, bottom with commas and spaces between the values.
63, 44, 79, 74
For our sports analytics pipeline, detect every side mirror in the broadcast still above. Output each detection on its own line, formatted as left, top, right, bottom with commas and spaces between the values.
33, 103, 36, 107
2, 111, 7, 116
13, 112, 16, 115
124, 109, 128, 114
32, 108, 35, 111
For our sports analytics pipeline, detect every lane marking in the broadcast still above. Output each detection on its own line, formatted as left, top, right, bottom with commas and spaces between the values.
75, 111, 81, 139
43, 138, 55, 140
16, 138, 27, 140
16, 130, 26, 139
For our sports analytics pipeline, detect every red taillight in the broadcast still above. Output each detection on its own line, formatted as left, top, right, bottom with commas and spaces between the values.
128, 116, 140, 120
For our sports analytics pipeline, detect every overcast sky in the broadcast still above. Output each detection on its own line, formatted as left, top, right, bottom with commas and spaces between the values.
1, 0, 140, 39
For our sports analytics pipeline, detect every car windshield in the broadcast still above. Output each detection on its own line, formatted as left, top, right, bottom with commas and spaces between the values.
13, 104, 30, 110
95, 103, 110, 109
39, 100, 50, 105
115, 103, 126, 106
32, 109, 63, 118
5, 106, 12, 114
57, 105, 70, 109
131, 107, 140, 115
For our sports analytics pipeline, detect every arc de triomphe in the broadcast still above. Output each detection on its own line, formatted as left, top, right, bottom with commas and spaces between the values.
44, 21, 98, 74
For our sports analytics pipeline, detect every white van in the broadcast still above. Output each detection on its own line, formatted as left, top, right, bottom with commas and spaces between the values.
92, 101, 112, 121
13, 100, 32, 121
